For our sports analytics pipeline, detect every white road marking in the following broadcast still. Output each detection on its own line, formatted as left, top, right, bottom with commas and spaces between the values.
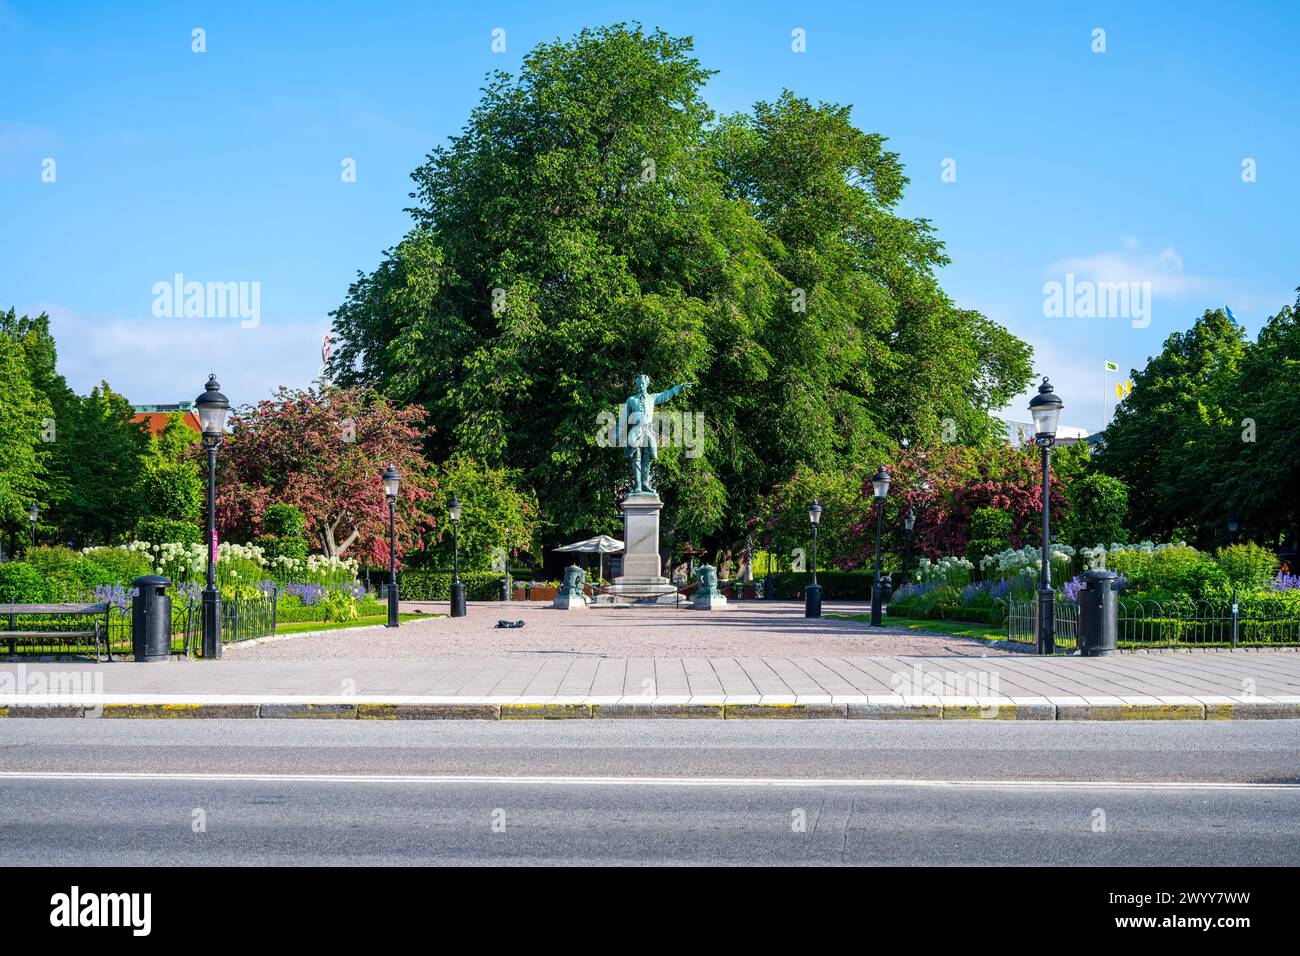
0, 771, 1294, 791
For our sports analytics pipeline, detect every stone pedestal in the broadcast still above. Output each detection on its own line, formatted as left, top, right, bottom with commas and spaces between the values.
691, 591, 728, 610
552, 592, 587, 610
605, 493, 677, 603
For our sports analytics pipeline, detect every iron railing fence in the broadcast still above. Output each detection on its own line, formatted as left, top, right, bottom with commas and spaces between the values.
180, 593, 278, 657
222, 593, 277, 645
1006, 599, 1078, 651
1008, 598, 1300, 651
4, 591, 275, 660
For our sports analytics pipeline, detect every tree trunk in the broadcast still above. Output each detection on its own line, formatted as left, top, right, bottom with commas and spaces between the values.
320, 514, 359, 559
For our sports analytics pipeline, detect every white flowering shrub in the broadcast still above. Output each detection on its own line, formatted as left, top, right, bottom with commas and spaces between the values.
915, 555, 975, 588
85, 539, 359, 594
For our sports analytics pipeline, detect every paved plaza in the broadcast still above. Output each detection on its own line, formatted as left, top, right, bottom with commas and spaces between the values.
1, 601, 1298, 719
238, 600, 1011, 659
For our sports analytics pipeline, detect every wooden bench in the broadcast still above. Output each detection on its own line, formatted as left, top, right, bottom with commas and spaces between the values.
1, 603, 112, 661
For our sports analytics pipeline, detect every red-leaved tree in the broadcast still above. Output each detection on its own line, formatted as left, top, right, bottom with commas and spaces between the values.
214, 386, 435, 567
846, 441, 1069, 565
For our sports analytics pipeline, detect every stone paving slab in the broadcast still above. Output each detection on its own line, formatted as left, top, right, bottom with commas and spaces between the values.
2, 652, 1300, 719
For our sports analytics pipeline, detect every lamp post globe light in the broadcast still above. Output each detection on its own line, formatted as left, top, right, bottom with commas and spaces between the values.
28, 502, 40, 549
804, 499, 823, 618
448, 493, 466, 617
1028, 377, 1063, 655
382, 464, 401, 628
1227, 513, 1240, 546
194, 374, 230, 659
869, 465, 891, 627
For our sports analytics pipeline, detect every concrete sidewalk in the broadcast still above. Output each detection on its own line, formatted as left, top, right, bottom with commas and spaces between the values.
2, 651, 1299, 720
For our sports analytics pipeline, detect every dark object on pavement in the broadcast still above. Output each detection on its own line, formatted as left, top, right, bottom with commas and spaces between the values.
495, 620, 526, 629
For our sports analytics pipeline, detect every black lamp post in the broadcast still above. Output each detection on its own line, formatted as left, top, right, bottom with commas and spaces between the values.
804, 499, 823, 618
448, 494, 466, 617
194, 374, 230, 659
903, 506, 916, 583
28, 502, 39, 550
869, 465, 891, 626
1028, 377, 1063, 655
382, 464, 401, 627
1227, 513, 1239, 546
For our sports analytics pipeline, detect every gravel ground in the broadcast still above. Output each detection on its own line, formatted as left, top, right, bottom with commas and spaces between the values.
225, 599, 1012, 660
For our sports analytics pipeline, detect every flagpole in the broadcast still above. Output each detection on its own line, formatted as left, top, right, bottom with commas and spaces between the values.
1103, 366, 1108, 433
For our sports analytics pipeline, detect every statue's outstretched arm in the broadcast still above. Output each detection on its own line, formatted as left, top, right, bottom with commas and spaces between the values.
655, 381, 694, 404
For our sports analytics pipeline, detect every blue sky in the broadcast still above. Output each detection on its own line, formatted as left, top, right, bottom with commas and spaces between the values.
2, 0, 1297, 434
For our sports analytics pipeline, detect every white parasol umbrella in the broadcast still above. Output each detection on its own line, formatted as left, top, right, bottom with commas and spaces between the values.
553, 535, 624, 582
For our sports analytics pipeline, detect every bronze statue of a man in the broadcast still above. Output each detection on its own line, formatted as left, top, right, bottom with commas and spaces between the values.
617, 373, 693, 495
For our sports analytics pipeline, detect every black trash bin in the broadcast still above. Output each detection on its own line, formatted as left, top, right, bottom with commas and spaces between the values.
1078, 568, 1119, 657
131, 575, 172, 662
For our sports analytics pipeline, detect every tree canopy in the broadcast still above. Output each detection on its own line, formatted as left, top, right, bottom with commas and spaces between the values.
328, 23, 1033, 558
214, 385, 437, 566
1096, 296, 1300, 550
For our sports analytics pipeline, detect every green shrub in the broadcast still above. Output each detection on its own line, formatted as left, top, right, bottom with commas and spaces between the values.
263, 503, 307, 538
1106, 548, 1153, 590
21, 546, 113, 598
254, 504, 310, 564
0, 563, 58, 603
1064, 473, 1128, 548
763, 571, 877, 600
318, 590, 360, 622
1216, 543, 1279, 592
1146, 545, 1222, 598
399, 570, 513, 601
1236, 589, 1300, 619
966, 508, 1012, 571
255, 534, 309, 563
1122, 589, 1198, 614
82, 547, 154, 586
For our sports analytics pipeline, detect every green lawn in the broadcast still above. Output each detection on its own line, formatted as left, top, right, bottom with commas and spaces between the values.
274, 612, 437, 635
827, 613, 1005, 641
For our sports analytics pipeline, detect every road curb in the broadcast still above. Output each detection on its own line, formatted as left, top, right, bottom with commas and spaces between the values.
592, 702, 725, 719
1055, 702, 1206, 720
357, 702, 502, 720
3, 698, 1300, 720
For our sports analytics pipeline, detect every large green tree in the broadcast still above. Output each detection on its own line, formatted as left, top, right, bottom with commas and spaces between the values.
56, 383, 151, 545
139, 412, 204, 534
328, 24, 1032, 559
0, 325, 50, 554
1097, 297, 1300, 549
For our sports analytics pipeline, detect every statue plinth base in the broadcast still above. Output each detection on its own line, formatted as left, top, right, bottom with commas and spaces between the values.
552, 593, 587, 610
691, 592, 729, 610
606, 492, 678, 603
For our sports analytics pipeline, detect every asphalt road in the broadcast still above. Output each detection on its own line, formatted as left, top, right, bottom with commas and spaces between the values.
1, 720, 1297, 865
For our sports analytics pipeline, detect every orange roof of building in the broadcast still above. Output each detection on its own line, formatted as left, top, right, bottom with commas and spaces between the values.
131, 410, 202, 435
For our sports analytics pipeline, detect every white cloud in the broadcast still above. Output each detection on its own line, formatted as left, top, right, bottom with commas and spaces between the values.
998, 335, 1121, 439
1046, 240, 1217, 300
29, 302, 329, 407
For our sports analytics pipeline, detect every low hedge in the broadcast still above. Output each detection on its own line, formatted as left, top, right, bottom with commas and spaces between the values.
398, 570, 508, 601
273, 595, 385, 624
758, 571, 878, 600
887, 582, 1010, 627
